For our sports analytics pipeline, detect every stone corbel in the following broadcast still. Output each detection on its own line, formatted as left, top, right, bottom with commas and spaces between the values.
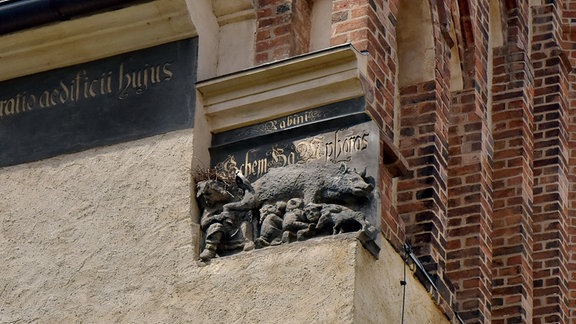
197, 45, 366, 133
211, 0, 255, 25
382, 135, 409, 178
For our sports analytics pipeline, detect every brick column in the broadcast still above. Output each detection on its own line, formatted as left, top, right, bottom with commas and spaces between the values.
487, 2, 536, 323
398, 81, 449, 271
447, 90, 493, 323
490, 45, 534, 324
330, 0, 397, 137
567, 65, 576, 324
531, 3, 571, 323
561, 1, 576, 320
445, 1, 493, 322
397, 80, 457, 321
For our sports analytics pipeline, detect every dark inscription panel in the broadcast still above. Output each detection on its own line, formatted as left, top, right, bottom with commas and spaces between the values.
213, 122, 379, 182
211, 97, 376, 182
212, 97, 366, 148
0, 38, 198, 167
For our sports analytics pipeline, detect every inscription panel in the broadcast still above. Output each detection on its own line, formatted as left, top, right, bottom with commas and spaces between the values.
214, 125, 376, 182
212, 97, 366, 147
0, 38, 198, 167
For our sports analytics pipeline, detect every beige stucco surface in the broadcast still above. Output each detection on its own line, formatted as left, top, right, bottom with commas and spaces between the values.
187, 236, 357, 323
0, 130, 198, 323
0, 133, 447, 323
354, 237, 450, 324
186, 235, 450, 324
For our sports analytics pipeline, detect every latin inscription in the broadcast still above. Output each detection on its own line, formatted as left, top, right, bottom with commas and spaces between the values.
0, 38, 198, 167
0, 62, 173, 119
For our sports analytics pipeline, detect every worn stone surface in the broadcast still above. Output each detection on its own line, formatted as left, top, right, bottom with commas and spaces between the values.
186, 236, 357, 323
0, 130, 197, 323
185, 234, 449, 324
354, 237, 450, 324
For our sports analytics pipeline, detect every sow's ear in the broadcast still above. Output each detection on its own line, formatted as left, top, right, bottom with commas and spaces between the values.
351, 167, 366, 178
338, 163, 347, 173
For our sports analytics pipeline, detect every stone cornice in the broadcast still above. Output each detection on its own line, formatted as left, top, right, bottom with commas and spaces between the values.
212, 0, 255, 25
0, 0, 196, 82
196, 45, 367, 133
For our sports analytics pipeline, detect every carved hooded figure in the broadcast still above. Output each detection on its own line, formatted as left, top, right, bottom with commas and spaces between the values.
196, 179, 254, 261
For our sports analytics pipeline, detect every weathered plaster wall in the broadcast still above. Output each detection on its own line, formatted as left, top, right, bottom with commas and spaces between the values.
0, 130, 198, 322
182, 235, 449, 324
354, 236, 449, 324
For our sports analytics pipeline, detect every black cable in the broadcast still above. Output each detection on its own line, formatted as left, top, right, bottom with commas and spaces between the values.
400, 243, 410, 324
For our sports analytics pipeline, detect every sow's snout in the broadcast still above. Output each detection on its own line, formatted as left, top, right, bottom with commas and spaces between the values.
363, 182, 374, 192
344, 171, 374, 197
353, 180, 373, 197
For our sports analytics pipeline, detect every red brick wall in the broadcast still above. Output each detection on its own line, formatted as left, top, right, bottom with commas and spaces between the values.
491, 45, 535, 324
398, 80, 448, 269
444, 1, 495, 322
561, 1, 576, 320
448, 89, 494, 323
253, 0, 576, 322
255, 0, 313, 64
531, 3, 571, 323
490, 2, 535, 323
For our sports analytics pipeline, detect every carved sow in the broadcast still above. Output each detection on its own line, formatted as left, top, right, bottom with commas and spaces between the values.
224, 162, 374, 212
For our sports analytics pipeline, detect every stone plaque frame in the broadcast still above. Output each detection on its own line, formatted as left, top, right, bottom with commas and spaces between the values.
0, 37, 198, 167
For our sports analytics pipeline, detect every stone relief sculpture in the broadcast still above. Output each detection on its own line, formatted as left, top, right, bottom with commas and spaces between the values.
257, 202, 286, 247
195, 178, 255, 261
195, 162, 376, 261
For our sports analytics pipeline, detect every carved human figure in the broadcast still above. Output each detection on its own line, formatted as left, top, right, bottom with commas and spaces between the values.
282, 198, 315, 243
197, 162, 377, 258
200, 210, 255, 261
303, 203, 323, 223
196, 179, 254, 261
255, 201, 286, 247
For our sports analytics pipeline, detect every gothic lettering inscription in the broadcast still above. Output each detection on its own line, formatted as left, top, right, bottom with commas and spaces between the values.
215, 128, 372, 180
298, 129, 369, 163
0, 62, 174, 119
265, 110, 321, 130
0, 38, 197, 167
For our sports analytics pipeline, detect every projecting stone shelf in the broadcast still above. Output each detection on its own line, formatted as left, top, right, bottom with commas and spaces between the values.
196, 44, 367, 133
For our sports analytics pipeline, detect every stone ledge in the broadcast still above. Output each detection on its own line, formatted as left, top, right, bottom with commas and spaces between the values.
0, 0, 196, 82
196, 45, 366, 133
212, 0, 255, 25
